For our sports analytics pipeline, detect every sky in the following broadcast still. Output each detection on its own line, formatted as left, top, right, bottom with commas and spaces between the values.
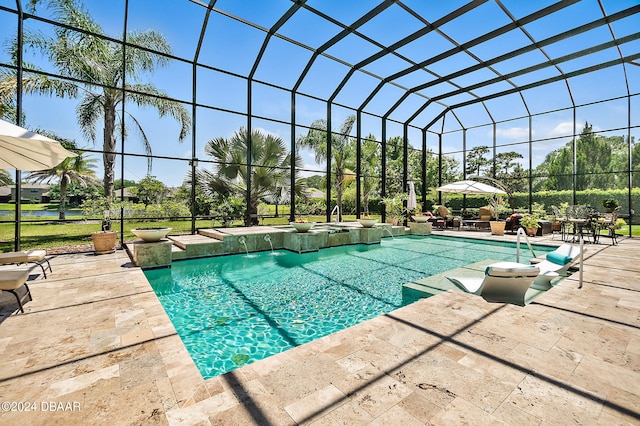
0, 0, 638, 187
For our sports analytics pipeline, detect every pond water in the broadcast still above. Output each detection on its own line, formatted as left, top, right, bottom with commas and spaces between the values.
0, 209, 83, 218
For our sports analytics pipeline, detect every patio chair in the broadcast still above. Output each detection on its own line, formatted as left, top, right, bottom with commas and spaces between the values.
0, 249, 51, 278
437, 205, 451, 219
436, 205, 452, 228
447, 261, 541, 306
478, 206, 494, 221
595, 206, 620, 245
551, 205, 568, 240
532, 243, 583, 288
0, 269, 32, 313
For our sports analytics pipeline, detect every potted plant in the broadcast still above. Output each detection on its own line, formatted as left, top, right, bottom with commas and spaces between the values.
381, 193, 407, 226
83, 198, 118, 255
91, 212, 118, 254
486, 195, 509, 235
520, 214, 540, 236
602, 198, 618, 213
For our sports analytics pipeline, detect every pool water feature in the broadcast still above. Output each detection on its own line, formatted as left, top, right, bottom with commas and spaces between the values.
145, 235, 553, 379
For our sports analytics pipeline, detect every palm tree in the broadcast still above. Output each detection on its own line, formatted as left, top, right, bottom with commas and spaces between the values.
27, 137, 97, 220
2, 0, 190, 208
361, 133, 381, 216
0, 169, 12, 186
297, 115, 355, 221
199, 127, 303, 226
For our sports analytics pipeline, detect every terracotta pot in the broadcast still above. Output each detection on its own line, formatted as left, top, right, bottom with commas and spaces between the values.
91, 231, 118, 254
525, 227, 538, 237
489, 221, 506, 236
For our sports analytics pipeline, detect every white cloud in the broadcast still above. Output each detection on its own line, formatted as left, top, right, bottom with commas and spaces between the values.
495, 127, 532, 140
252, 127, 282, 139
545, 120, 603, 138
546, 121, 574, 138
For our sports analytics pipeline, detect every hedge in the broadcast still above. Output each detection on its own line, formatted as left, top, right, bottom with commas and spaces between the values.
441, 188, 638, 216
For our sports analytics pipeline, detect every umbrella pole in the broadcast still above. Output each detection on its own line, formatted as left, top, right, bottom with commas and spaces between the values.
14, 170, 21, 251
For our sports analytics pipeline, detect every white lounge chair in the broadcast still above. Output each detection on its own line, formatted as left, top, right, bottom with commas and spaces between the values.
0, 269, 32, 313
447, 262, 540, 306
0, 249, 51, 278
532, 243, 583, 289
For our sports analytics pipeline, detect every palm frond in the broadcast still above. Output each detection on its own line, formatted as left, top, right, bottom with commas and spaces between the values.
76, 92, 103, 142
125, 84, 191, 140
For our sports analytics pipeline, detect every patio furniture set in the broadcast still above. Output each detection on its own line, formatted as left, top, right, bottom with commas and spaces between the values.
552, 205, 620, 245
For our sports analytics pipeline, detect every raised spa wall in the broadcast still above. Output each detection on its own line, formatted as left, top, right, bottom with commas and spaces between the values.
127, 223, 413, 269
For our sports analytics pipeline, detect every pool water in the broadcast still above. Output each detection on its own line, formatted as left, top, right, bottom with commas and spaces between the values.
145, 235, 552, 379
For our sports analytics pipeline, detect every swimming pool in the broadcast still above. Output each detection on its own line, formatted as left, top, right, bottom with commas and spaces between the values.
145, 235, 552, 379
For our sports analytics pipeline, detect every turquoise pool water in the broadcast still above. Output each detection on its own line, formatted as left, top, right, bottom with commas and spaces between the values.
145, 235, 552, 379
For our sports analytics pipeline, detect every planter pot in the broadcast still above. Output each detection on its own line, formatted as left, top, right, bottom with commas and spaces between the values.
358, 218, 378, 228
131, 227, 172, 242
91, 231, 117, 254
386, 219, 399, 226
290, 222, 315, 233
411, 215, 430, 223
489, 221, 506, 236
525, 227, 538, 237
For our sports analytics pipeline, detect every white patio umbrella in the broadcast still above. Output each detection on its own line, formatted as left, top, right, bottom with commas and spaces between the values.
1, 119, 78, 252
0, 119, 77, 171
407, 181, 417, 210
437, 179, 506, 195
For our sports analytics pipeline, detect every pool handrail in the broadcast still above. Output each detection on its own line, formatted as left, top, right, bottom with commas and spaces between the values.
516, 227, 537, 263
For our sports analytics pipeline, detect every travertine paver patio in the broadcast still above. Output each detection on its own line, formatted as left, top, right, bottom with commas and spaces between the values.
0, 231, 638, 425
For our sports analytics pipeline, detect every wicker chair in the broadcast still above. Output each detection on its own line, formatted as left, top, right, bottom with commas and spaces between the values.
478, 206, 494, 221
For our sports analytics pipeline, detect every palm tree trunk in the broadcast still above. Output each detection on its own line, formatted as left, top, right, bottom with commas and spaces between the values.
336, 168, 344, 222
249, 197, 259, 226
103, 103, 117, 204
59, 179, 67, 220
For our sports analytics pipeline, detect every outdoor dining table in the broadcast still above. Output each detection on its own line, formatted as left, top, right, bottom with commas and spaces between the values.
461, 219, 491, 231
428, 216, 446, 229
565, 218, 592, 243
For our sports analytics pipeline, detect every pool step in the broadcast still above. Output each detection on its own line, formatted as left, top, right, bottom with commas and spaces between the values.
197, 228, 226, 241
167, 234, 226, 258
170, 243, 187, 261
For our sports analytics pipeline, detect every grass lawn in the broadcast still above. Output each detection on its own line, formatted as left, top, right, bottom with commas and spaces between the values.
1, 209, 636, 252
0, 213, 375, 251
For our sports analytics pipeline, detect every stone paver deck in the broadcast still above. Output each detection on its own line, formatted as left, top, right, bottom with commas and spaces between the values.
0, 230, 638, 424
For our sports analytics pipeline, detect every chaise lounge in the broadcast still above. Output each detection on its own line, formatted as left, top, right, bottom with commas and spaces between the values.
532, 243, 583, 289
0, 269, 33, 313
447, 261, 541, 306
0, 249, 52, 278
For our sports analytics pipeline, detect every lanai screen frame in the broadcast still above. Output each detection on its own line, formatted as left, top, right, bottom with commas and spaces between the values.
1, 0, 638, 250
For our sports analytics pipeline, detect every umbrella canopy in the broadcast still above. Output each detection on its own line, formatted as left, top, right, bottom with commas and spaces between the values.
0, 119, 77, 171
437, 180, 506, 195
407, 181, 417, 210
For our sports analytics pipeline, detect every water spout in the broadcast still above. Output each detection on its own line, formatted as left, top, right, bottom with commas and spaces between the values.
238, 236, 248, 256
263, 234, 283, 256
382, 227, 394, 239
263, 234, 273, 252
